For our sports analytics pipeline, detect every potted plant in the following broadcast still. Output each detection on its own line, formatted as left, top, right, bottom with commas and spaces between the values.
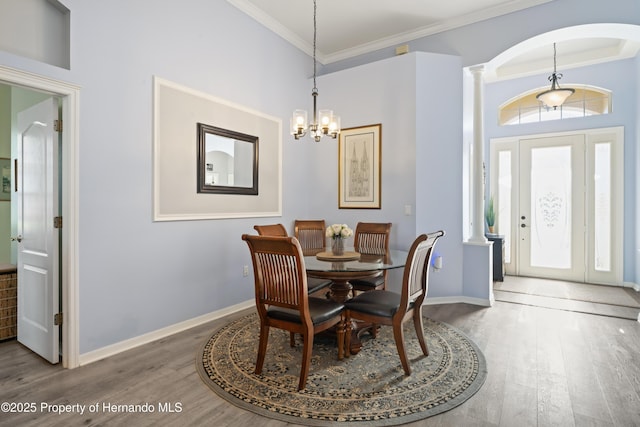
485, 197, 496, 234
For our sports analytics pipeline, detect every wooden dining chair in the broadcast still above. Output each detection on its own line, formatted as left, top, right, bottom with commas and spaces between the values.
294, 220, 327, 256
254, 223, 332, 295
350, 222, 392, 293
344, 230, 445, 375
242, 234, 346, 390
253, 223, 287, 237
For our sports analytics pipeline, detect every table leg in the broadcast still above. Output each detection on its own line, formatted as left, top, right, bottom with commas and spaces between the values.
328, 280, 369, 355
320, 274, 384, 356
328, 279, 352, 303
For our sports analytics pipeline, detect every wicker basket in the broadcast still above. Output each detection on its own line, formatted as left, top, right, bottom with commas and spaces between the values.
0, 271, 17, 341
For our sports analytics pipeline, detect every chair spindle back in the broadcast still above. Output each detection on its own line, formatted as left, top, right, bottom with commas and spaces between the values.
354, 222, 391, 255
243, 235, 308, 313
294, 220, 326, 256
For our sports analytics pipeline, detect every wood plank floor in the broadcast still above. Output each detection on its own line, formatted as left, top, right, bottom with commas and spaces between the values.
1, 299, 640, 426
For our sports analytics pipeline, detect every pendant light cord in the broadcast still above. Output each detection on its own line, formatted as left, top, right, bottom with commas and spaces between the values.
312, 0, 317, 91
549, 42, 563, 84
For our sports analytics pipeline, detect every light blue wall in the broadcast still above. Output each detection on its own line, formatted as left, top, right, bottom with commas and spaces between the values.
310, 52, 465, 298
302, 54, 419, 291
415, 53, 464, 298
463, 243, 493, 300
484, 58, 638, 282
309, 54, 418, 249
70, 1, 318, 353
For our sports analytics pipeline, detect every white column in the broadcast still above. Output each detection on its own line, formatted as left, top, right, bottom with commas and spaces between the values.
469, 65, 487, 243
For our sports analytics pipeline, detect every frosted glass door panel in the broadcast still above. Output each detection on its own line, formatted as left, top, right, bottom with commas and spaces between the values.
586, 129, 623, 285
594, 143, 611, 272
498, 151, 512, 264
530, 146, 571, 269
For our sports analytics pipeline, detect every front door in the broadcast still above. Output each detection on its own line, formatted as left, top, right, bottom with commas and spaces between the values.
16, 97, 60, 364
490, 127, 623, 285
518, 135, 586, 281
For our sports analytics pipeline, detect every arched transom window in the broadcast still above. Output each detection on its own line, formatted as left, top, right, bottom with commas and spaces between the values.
499, 85, 611, 126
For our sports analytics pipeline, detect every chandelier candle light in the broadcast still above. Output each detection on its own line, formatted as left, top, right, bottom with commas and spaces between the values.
326, 224, 353, 256
291, 0, 340, 142
536, 42, 575, 110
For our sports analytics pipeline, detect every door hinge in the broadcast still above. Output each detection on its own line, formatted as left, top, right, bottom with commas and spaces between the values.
54, 312, 63, 325
54, 119, 62, 132
54, 216, 63, 228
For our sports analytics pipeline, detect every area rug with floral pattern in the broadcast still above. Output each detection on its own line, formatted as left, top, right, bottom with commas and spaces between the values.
196, 313, 487, 426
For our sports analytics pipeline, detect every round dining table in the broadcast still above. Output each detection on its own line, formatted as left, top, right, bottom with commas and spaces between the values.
304, 249, 409, 302
304, 249, 409, 356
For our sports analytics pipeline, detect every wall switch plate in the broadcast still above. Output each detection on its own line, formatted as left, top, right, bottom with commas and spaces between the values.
404, 204, 412, 215
243, 265, 249, 277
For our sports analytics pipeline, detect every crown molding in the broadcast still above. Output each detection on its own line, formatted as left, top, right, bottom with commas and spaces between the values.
229, 0, 554, 64
227, 0, 314, 58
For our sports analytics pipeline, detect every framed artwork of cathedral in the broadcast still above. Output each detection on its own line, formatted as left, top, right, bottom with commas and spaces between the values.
338, 124, 381, 209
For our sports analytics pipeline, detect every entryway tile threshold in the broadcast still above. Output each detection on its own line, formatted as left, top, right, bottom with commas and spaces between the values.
494, 290, 640, 321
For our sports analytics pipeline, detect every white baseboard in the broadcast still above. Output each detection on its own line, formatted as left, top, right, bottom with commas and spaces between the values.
624, 281, 640, 292
424, 296, 492, 307
78, 299, 254, 366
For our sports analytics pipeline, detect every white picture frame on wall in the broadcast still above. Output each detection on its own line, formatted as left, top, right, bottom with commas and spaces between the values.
153, 77, 282, 221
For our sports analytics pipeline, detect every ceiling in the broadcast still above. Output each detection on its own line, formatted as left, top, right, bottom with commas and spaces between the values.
228, 0, 640, 80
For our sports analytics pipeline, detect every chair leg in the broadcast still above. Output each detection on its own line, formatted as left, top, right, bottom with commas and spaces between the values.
392, 322, 411, 375
336, 317, 345, 360
298, 331, 314, 390
344, 313, 352, 358
289, 332, 296, 347
413, 309, 429, 356
255, 324, 270, 374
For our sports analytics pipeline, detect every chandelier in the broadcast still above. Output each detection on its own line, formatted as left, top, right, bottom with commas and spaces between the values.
536, 42, 575, 110
291, 0, 340, 142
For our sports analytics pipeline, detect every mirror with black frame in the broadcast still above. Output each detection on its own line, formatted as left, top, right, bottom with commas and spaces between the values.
197, 123, 258, 195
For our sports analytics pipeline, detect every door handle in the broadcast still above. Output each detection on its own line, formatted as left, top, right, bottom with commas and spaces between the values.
10, 235, 23, 242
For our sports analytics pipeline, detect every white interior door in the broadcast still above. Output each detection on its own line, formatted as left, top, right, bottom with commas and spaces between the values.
16, 98, 60, 364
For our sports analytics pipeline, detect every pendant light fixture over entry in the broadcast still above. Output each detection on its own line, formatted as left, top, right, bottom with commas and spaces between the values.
536, 42, 575, 110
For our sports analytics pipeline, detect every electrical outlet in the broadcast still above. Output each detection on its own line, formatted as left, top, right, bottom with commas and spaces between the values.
243, 265, 249, 277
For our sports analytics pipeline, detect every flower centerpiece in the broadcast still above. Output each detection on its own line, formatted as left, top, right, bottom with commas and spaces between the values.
326, 223, 353, 256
